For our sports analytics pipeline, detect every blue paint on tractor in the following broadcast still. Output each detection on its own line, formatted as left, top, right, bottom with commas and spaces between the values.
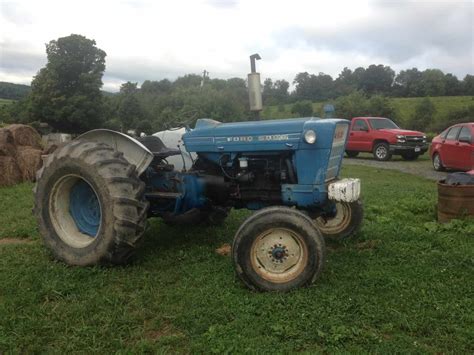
182, 117, 350, 210
69, 180, 101, 237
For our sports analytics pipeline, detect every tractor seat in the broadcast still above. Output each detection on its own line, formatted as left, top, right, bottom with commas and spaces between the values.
137, 136, 181, 159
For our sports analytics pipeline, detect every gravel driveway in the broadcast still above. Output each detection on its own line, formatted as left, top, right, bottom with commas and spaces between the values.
342, 155, 448, 181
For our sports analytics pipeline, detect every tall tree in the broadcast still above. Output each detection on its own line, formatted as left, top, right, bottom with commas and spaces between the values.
117, 82, 143, 130
393, 68, 423, 97
29, 34, 106, 133
420, 69, 446, 96
293, 72, 334, 101
444, 73, 461, 96
358, 64, 395, 95
462, 75, 474, 95
334, 67, 356, 96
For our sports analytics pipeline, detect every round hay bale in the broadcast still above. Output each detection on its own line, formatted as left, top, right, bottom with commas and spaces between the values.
0, 128, 17, 157
6, 124, 42, 149
0, 156, 22, 186
16, 146, 43, 182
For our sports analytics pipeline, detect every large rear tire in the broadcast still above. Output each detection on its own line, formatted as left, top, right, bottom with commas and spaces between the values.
314, 200, 363, 242
232, 207, 325, 292
34, 140, 149, 266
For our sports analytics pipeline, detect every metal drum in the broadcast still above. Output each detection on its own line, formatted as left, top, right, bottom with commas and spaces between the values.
437, 181, 474, 223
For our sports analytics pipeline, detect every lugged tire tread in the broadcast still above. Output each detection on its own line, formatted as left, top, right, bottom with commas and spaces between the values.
34, 140, 148, 265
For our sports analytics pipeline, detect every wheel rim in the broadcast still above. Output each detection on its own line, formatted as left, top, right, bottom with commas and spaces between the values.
314, 202, 352, 235
250, 228, 308, 283
433, 154, 441, 170
49, 175, 102, 248
375, 146, 387, 159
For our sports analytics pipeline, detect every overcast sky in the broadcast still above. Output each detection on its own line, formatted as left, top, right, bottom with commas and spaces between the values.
0, 0, 473, 92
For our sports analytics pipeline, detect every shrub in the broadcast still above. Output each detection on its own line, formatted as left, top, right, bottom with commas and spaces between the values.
291, 101, 313, 117
409, 97, 436, 131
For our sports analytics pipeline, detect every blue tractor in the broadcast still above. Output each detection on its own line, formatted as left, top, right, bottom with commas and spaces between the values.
34, 117, 362, 291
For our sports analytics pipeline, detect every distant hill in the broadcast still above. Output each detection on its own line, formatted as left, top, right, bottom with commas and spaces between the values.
0, 82, 31, 100
0, 81, 116, 101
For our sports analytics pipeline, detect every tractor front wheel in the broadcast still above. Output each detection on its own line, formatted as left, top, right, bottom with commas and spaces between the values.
314, 200, 363, 242
232, 207, 325, 292
34, 140, 148, 266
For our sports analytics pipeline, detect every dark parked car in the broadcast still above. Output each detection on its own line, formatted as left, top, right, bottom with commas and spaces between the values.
430, 122, 474, 171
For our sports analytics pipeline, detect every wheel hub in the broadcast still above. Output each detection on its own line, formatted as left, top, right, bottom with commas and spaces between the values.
270, 244, 288, 262
376, 146, 387, 158
49, 175, 102, 248
251, 227, 307, 283
69, 180, 101, 237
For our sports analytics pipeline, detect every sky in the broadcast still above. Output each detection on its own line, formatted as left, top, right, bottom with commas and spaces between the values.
0, 0, 473, 92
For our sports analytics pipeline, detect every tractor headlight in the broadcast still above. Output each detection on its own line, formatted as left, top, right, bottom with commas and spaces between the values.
304, 130, 317, 144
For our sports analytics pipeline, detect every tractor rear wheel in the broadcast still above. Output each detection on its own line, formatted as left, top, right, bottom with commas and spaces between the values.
34, 140, 149, 266
232, 206, 325, 292
314, 200, 363, 242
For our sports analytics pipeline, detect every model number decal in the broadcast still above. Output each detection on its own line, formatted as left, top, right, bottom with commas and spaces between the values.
226, 134, 289, 142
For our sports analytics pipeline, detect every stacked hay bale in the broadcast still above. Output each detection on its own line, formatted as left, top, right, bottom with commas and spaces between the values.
0, 124, 44, 187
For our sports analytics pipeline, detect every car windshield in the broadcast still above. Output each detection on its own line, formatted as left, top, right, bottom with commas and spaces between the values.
369, 118, 399, 130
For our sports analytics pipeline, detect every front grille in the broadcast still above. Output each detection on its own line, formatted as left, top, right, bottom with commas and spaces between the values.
402, 135, 426, 146
326, 123, 348, 181
406, 136, 425, 142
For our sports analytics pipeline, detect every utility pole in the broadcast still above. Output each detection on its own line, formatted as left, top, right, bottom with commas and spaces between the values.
201, 70, 209, 87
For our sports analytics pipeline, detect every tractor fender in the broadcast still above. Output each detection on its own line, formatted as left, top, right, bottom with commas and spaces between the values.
76, 129, 153, 176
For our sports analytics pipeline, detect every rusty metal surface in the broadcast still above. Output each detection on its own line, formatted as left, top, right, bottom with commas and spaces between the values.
437, 182, 474, 223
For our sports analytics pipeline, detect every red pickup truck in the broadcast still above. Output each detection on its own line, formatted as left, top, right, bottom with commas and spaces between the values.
345, 117, 428, 161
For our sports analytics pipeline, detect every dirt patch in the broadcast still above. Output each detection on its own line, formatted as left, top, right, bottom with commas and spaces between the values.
215, 243, 231, 256
0, 238, 35, 245
145, 320, 184, 342
355, 239, 381, 250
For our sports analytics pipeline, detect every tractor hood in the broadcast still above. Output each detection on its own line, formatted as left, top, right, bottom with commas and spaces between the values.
183, 117, 350, 153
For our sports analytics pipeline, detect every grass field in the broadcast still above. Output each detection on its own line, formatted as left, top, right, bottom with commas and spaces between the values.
1, 165, 473, 353
262, 96, 474, 128
0, 98, 14, 108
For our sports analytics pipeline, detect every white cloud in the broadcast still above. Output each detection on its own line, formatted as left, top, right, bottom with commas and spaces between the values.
0, 0, 472, 91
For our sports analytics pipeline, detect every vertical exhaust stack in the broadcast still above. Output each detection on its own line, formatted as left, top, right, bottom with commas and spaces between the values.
248, 53, 262, 120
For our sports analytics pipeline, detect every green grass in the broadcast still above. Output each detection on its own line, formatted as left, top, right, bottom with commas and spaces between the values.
391, 96, 474, 128
1, 166, 473, 353
0, 98, 15, 108
262, 96, 474, 128
0, 183, 38, 239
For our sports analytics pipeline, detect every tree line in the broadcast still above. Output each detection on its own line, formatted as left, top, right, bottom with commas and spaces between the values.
263, 66, 474, 105
0, 34, 472, 135
0, 82, 31, 100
